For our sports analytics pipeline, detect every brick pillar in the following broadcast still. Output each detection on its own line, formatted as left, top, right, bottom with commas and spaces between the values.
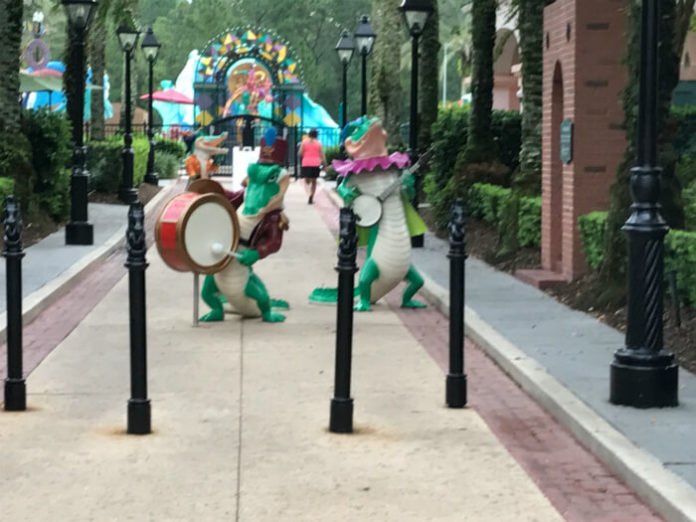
541, 0, 627, 281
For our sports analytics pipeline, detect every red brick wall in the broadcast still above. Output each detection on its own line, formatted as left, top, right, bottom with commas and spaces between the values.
541, 0, 627, 279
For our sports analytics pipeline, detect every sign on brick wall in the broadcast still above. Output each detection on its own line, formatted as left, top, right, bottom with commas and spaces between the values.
560, 119, 573, 164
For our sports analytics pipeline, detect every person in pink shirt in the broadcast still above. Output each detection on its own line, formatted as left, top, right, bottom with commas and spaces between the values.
298, 129, 327, 204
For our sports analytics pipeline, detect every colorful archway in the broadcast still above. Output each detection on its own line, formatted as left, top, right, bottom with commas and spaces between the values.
194, 27, 305, 127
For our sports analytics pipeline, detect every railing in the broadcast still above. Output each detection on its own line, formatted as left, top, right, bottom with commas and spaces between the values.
84, 123, 193, 141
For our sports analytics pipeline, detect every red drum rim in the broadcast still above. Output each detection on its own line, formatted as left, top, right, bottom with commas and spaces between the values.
155, 192, 240, 275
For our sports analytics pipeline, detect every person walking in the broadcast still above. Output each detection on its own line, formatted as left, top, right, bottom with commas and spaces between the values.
299, 129, 326, 204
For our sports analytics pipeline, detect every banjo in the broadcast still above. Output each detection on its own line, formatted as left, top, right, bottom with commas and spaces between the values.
351, 148, 433, 227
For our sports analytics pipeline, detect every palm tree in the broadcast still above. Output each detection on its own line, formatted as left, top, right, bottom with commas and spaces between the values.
89, 1, 110, 140
464, 0, 496, 163
369, 0, 404, 142
0, 0, 24, 133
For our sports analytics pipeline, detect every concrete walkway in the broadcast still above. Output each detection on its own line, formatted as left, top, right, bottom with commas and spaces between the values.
0, 184, 564, 521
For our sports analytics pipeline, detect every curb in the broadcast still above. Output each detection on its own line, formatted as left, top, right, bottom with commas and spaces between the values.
0, 182, 178, 345
418, 273, 696, 522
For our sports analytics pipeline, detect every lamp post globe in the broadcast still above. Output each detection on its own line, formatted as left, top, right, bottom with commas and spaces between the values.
400, 0, 433, 249
336, 29, 355, 128
117, 23, 141, 204
400, 0, 434, 37
354, 15, 376, 116
142, 26, 161, 186
62, 0, 97, 246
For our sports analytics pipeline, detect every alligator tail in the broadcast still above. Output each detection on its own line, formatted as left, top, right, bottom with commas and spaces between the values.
309, 287, 359, 304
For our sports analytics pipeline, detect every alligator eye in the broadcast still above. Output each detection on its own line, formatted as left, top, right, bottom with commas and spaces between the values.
267, 174, 278, 183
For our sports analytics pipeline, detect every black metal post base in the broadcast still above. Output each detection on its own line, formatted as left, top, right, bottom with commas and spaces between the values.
329, 397, 353, 434
143, 173, 159, 185
446, 373, 467, 408
66, 222, 94, 245
127, 398, 151, 435
411, 234, 424, 248
610, 351, 678, 408
4, 378, 26, 411
119, 186, 138, 205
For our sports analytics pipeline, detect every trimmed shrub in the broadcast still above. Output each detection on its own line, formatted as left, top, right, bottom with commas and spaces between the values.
154, 138, 186, 159
467, 182, 541, 248
517, 196, 542, 248
154, 152, 180, 179
424, 106, 522, 232
87, 136, 150, 193
469, 183, 511, 224
578, 211, 609, 270
21, 110, 72, 221
578, 210, 696, 305
0, 177, 16, 201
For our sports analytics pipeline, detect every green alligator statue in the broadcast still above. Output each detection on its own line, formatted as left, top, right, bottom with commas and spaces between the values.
310, 116, 428, 311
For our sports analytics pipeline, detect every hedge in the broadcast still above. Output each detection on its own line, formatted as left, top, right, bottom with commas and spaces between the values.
578, 212, 609, 271
0, 110, 71, 222
468, 183, 542, 248
424, 106, 522, 231
87, 136, 150, 193
579, 210, 696, 304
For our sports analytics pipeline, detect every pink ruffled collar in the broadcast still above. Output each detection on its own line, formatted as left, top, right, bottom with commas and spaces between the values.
332, 152, 411, 176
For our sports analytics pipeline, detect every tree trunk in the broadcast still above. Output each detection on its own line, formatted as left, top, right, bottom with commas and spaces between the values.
599, 0, 685, 299
0, 0, 24, 133
515, 0, 544, 195
369, 0, 403, 144
465, 0, 496, 163
90, 13, 107, 141
418, 0, 440, 151
64, 24, 84, 143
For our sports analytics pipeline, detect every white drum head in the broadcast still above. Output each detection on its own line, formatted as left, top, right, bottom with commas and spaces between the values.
352, 195, 382, 227
184, 201, 237, 268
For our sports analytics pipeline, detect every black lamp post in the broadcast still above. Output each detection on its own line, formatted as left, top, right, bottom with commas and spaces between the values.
117, 23, 141, 204
400, 0, 433, 249
354, 15, 376, 117
609, 0, 679, 408
141, 27, 161, 186
62, 0, 96, 246
336, 30, 355, 128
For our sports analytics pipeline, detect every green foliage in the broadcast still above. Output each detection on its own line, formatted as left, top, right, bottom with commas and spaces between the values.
0, 130, 36, 215
154, 152, 180, 180
517, 195, 542, 248
578, 212, 609, 271
88, 136, 150, 193
467, 182, 541, 247
469, 183, 511, 224
665, 229, 696, 306
0, 110, 72, 222
21, 110, 72, 221
424, 106, 521, 230
154, 138, 186, 159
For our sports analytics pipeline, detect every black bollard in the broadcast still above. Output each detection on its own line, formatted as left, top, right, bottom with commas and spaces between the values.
3, 196, 26, 411
446, 198, 467, 408
330, 207, 358, 433
125, 202, 151, 434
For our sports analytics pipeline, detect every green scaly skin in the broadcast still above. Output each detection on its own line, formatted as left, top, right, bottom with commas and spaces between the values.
315, 175, 426, 312
200, 162, 288, 323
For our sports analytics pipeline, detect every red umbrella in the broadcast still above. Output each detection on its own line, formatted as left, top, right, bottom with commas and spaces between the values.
139, 88, 194, 104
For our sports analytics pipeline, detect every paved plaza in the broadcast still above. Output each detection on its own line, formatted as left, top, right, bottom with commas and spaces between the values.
0, 178, 688, 520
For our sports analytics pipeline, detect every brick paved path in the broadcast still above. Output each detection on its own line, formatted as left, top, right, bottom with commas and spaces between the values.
0, 182, 184, 387
313, 187, 661, 522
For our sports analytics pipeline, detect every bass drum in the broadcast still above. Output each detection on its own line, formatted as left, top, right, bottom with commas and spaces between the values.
156, 191, 240, 274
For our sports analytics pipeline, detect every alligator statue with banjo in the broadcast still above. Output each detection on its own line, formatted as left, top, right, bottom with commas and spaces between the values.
310, 116, 429, 311
156, 128, 291, 323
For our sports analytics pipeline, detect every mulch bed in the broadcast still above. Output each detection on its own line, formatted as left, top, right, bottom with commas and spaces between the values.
422, 207, 696, 375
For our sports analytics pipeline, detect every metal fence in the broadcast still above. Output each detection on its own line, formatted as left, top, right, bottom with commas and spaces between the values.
84, 123, 193, 141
